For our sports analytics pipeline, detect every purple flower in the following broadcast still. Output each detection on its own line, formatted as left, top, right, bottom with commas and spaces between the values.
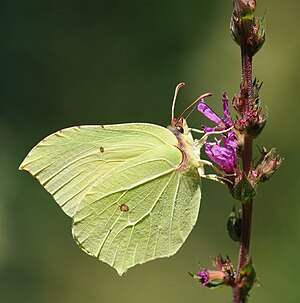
198, 94, 233, 132
196, 268, 226, 288
198, 94, 237, 174
197, 269, 209, 286
192, 255, 235, 288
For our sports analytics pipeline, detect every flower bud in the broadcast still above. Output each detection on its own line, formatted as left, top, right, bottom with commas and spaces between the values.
190, 256, 236, 288
252, 148, 283, 183
193, 268, 226, 288
230, 2, 266, 56
233, 0, 256, 19
233, 79, 267, 139
227, 206, 242, 242
245, 113, 267, 139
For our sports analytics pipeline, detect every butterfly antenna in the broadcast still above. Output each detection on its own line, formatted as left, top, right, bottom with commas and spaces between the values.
177, 92, 213, 120
171, 82, 185, 120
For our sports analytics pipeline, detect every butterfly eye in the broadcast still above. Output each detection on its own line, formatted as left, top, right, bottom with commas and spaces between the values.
176, 125, 184, 133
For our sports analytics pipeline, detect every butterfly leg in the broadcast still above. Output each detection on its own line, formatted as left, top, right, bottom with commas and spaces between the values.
197, 161, 224, 184
193, 127, 234, 184
200, 170, 234, 184
192, 126, 233, 149
198, 160, 233, 185
188, 128, 204, 134
201, 172, 225, 183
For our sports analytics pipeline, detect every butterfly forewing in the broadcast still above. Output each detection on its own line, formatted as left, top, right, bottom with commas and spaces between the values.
19, 123, 178, 216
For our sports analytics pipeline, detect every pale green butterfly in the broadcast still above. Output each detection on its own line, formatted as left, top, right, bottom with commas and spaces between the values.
19, 83, 227, 275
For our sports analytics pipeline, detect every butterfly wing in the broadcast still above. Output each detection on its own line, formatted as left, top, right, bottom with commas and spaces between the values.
72, 139, 201, 275
20, 123, 202, 274
19, 123, 179, 217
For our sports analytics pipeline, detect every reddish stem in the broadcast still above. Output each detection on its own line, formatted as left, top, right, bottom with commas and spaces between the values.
233, 24, 254, 303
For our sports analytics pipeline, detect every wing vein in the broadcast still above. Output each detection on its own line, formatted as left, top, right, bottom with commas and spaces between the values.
168, 174, 181, 253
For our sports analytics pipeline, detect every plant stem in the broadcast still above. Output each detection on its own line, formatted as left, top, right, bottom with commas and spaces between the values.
233, 22, 254, 303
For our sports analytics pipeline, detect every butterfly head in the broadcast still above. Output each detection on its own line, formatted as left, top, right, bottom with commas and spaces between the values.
171, 117, 189, 135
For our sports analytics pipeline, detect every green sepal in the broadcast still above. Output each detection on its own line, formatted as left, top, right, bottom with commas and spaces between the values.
205, 281, 226, 289
239, 259, 257, 296
231, 175, 256, 202
251, 13, 266, 56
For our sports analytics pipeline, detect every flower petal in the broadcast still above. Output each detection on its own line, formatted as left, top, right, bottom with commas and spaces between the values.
198, 99, 222, 125
222, 93, 230, 121
205, 139, 236, 174
197, 269, 209, 286
223, 131, 237, 150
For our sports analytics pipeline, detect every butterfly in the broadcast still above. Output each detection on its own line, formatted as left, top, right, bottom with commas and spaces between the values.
19, 83, 227, 275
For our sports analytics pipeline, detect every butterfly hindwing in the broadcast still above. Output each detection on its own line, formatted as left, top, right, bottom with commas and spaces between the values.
72, 143, 201, 275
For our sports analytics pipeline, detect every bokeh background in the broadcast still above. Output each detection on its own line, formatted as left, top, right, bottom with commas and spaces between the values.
1, 0, 299, 302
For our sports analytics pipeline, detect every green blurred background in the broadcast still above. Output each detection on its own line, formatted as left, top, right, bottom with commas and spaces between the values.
1, 0, 299, 302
